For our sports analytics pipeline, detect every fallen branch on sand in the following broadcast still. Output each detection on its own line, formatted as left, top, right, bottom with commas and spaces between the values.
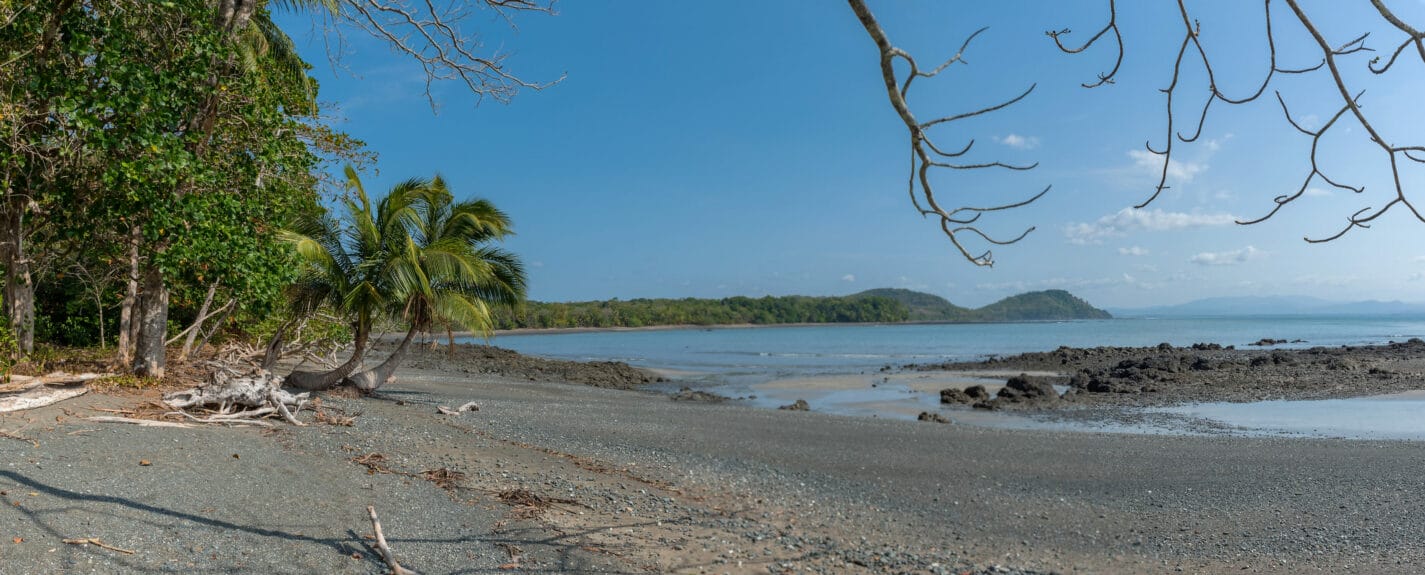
367, 506, 420, 575
0, 373, 111, 413
0, 428, 37, 446
62, 537, 135, 555
435, 401, 479, 415
84, 416, 195, 428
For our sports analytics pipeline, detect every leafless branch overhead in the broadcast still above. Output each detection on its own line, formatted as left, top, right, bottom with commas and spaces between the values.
848, 0, 1048, 267
1054, 0, 1425, 243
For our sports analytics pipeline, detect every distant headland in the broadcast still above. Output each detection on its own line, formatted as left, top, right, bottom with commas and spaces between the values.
492, 288, 1111, 330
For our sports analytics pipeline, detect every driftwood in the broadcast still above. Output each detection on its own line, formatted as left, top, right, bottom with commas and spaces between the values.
84, 416, 195, 428
435, 401, 479, 416
0, 373, 110, 413
368, 506, 420, 575
163, 367, 309, 426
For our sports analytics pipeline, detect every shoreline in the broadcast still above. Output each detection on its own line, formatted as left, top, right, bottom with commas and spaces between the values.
6, 364, 1425, 574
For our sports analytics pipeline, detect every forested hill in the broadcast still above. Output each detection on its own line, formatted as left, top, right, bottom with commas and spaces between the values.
493, 289, 1110, 329
851, 288, 1111, 322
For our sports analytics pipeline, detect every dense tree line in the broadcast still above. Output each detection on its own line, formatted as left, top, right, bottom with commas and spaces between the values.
0, 0, 545, 385
493, 295, 910, 329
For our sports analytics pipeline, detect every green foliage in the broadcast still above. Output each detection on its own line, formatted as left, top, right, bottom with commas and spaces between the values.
0, 317, 17, 380
494, 289, 1113, 330
850, 288, 972, 322
285, 169, 527, 341
856, 288, 1112, 322
972, 290, 1113, 321
2, 0, 362, 352
493, 295, 910, 329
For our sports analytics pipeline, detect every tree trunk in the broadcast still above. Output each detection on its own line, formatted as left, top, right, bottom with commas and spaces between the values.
177, 280, 218, 361
260, 318, 295, 371
346, 327, 418, 392
283, 326, 369, 391
117, 226, 139, 366
1, 199, 34, 355
191, 299, 235, 359
95, 292, 105, 350
133, 263, 169, 378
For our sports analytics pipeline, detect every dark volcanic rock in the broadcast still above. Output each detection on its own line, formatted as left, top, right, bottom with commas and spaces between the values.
940, 385, 991, 404
916, 411, 951, 424
392, 342, 660, 390
670, 387, 728, 402
939, 388, 972, 404
778, 399, 810, 411
995, 374, 1059, 404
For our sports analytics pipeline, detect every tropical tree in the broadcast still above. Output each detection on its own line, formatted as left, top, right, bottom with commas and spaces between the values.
281, 167, 422, 390
346, 176, 526, 391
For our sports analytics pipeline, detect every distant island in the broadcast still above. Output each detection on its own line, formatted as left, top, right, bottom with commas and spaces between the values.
493, 288, 1110, 330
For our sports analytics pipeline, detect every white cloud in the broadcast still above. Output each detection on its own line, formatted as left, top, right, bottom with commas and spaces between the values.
1414, 255, 1425, 263
996, 134, 1040, 150
1189, 246, 1263, 266
841, 274, 856, 283
1303, 187, 1331, 197
1127, 149, 1207, 183
530, 261, 545, 268
1118, 246, 1150, 256
1065, 208, 1239, 244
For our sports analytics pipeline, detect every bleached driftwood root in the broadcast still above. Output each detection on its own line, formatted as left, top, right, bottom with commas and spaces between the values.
368, 506, 420, 575
0, 373, 110, 413
435, 401, 479, 416
163, 367, 309, 426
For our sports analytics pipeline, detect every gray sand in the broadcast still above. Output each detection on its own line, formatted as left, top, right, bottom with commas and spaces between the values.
4, 369, 1425, 574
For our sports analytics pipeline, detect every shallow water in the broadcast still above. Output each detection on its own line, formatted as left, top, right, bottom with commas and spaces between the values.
480, 317, 1425, 440
1148, 393, 1425, 440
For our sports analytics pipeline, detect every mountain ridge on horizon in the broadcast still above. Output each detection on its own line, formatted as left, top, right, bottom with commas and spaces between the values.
1110, 295, 1425, 317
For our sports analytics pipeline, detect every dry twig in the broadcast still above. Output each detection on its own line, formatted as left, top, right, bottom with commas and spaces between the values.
367, 505, 419, 575
62, 538, 135, 555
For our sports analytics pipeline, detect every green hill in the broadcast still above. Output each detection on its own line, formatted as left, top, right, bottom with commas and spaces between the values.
972, 289, 1113, 321
854, 288, 1110, 322
496, 288, 1110, 330
850, 288, 972, 321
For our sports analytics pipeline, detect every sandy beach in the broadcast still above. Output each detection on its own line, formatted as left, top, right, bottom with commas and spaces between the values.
3, 343, 1425, 574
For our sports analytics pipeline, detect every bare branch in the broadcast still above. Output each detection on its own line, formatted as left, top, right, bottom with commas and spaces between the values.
320, 0, 564, 108
848, 0, 1047, 267
1055, 0, 1424, 244
1046, 0, 1122, 88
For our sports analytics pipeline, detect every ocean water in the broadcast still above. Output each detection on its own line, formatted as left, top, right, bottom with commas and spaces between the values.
480, 316, 1425, 380
469, 316, 1425, 438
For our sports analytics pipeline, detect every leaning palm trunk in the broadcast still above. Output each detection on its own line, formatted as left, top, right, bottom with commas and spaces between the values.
284, 329, 369, 391
346, 327, 418, 392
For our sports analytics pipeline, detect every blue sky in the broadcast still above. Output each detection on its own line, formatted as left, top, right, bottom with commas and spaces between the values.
278, 1, 1425, 308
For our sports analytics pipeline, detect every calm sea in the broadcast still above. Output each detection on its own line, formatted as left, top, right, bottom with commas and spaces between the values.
468, 316, 1425, 438
478, 316, 1425, 382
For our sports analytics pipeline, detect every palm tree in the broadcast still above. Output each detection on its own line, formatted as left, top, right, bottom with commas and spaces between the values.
346, 176, 526, 391
281, 167, 424, 390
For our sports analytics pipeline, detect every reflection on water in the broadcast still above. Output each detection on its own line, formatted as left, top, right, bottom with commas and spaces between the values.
1150, 392, 1425, 440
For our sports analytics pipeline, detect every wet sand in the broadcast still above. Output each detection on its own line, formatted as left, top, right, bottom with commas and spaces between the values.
4, 361, 1425, 574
